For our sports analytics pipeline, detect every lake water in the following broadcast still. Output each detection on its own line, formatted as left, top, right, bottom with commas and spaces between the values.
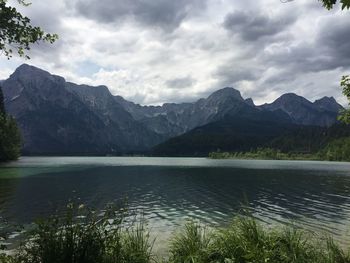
1, 157, 350, 252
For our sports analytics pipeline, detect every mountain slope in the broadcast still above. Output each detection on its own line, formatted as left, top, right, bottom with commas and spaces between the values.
115, 87, 259, 138
152, 102, 293, 156
259, 93, 343, 127
116, 89, 342, 142
268, 123, 350, 153
2, 64, 161, 154
1, 64, 345, 155
67, 82, 162, 149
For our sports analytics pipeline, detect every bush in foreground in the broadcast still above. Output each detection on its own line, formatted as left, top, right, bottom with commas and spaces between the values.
1, 205, 350, 263
1, 203, 154, 263
168, 218, 350, 263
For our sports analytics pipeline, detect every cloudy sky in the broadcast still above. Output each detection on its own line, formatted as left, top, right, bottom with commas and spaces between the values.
1, 0, 349, 105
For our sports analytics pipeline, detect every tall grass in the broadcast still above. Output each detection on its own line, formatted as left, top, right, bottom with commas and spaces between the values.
1, 203, 154, 263
168, 222, 212, 263
121, 223, 154, 263
168, 217, 350, 263
1, 205, 350, 263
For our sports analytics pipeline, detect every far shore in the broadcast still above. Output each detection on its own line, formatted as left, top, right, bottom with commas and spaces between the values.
1, 154, 349, 164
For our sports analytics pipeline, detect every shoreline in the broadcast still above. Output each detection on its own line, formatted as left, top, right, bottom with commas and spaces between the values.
208, 150, 350, 162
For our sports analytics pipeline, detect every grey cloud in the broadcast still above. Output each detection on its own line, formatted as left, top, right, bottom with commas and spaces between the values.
213, 64, 260, 88
74, 0, 206, 31
212, 8, 350, 105
260, 17, 350, 78
166, 76, 196, 89
223, 11, 296, 41
263, 72, 296, 86
13, 2, 68, 67
3, 0, 349, 107
17, 1, 64, 34
317, 19, 350, 70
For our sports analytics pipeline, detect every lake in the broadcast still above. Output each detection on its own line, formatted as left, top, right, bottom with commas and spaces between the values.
1, 157, 350, 252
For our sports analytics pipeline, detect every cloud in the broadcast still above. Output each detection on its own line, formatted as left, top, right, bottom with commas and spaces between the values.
316, 17, 350, 70
0, 0, 349, 107
258, 14, 350, 78
165, 76, 196, 89
223, 10, 296, 41
73, 0, 207, 31
213, 64, 261, 88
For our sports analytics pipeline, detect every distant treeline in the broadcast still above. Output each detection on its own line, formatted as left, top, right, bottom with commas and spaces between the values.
209, 148, 318, 161
209, 137, 350, 162
154, 117, 350, 159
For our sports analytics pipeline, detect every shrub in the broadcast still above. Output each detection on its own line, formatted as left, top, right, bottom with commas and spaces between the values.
1, 203, 154, 263
169, 217, 350, 263
2, 206, 350, 263
168, 222, 212, 263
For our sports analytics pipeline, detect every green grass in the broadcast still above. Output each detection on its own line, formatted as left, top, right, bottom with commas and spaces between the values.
1, 203, 155, 263
1, 205, 350, 263
168, 222, 212, 263
209, 139, 350, 162
168, 217, 350, 263
209, 148, 321, 161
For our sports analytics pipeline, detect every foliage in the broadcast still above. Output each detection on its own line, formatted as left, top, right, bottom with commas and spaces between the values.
0, 254, 17, 263
0, 87, 21, 162
2, 205, 350, 263
0, 85, 5, 114
338, 76, 350, 124
156, 121, 350, 158
206, 123, 350, 161
168, 222, 212, 263
121, 223, 154, 263
209, 135, 350, 162
318, 137, 350, 161
319, 0, 350, 10
211, 218, 313, 263
209, 148, 319, 161
0, 203, 154, 263
0, 113, 21, 161
0, 0, 58, 59
153, 113, 295, 157
169, 217, 350, 263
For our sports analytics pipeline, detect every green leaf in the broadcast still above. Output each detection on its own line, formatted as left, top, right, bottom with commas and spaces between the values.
0, 0, 58, 59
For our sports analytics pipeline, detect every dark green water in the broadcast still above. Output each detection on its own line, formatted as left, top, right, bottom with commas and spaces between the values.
1, 157, 350, 250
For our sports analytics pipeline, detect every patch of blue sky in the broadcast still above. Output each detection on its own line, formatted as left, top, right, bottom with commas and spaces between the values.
76, 60, 104, 77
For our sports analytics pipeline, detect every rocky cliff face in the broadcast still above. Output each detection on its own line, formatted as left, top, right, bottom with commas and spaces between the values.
313, 96, 343, 113
115, 87, 255, 138
2, 64, 161, 154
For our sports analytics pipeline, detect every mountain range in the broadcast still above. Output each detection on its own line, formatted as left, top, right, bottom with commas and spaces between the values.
1, 64, 344, 155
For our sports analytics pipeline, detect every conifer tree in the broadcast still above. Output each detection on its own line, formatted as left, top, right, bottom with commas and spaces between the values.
0, 86, 21, 161
0, 87, 5, 115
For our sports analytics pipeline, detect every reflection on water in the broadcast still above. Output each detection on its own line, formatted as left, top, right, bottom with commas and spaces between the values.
1, 157, 350, 250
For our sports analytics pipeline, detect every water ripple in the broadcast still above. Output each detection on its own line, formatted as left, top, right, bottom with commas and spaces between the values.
1, 157, 350, 249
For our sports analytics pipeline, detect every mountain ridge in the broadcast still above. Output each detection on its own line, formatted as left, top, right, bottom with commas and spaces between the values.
1, 64, 344, 155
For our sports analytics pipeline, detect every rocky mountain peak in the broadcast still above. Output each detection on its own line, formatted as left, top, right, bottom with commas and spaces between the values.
314, 96, 343, 113
245, 98, 255, 106
207, 87, 243, 101
2, 64, 345, 155
260, 92, 341, 127
275, 93, 311, 105
12, 64, 65, 84
68, 83, 112, 99
3, 64, 66, 104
